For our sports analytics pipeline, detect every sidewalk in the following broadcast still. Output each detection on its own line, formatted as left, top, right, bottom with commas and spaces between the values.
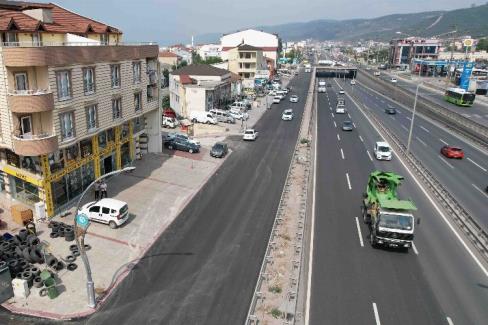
1, 149, 227, 320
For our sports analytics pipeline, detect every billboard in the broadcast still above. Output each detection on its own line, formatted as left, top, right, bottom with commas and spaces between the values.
460, 62, 474, 90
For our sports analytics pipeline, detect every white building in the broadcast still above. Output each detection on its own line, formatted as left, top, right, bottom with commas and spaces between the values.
169, 64, 231, 118
221, 29, 280, 67
198, 44, 222, 60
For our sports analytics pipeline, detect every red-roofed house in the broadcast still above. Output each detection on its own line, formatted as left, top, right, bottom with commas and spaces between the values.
159, 50, 181, 67
0, 1, 161, 216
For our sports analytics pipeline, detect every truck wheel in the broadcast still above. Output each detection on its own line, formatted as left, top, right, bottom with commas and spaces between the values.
362, 206, 370, 224
109, 221, 117, 229
168, 145, 174, 150
189, 148, 194, 154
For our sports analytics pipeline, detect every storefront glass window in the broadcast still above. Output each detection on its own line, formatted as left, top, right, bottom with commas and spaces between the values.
52, 176, 68, 209
67, 168, 83, 199
99, 131, 107, 149
80, 139, 93, 158
133, 117, 144, 134
107, 128, 115, 144
20, 156, 41, 175
82, 162, 95, 191
49, 151, 64, 174
10, 176, 40, 205
121, 143, 131, 167
6, 150, 20, 168
65, 144, 80, 163
121, 122, 130, 140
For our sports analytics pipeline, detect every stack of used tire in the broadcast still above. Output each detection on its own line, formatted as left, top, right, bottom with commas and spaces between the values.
48, 221, 75, 242
0, 230, 46, 288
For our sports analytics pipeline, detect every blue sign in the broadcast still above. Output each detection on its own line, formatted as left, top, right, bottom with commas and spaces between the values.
76, 213, 90, 229
460, 62, 474, 90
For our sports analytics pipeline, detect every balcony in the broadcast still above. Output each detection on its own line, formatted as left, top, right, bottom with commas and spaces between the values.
13, 133, 58, 156
8, 90, 54, 113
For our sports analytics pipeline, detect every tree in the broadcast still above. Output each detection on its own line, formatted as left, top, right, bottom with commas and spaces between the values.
161, 95, 170, 109
180, 60, 188, 68
476, 38, 488, 51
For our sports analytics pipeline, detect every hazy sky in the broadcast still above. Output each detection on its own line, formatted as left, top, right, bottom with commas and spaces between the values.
39, 0, 486, 44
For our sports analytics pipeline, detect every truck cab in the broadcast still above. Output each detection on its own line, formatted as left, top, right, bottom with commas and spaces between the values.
368, 208, 415, 249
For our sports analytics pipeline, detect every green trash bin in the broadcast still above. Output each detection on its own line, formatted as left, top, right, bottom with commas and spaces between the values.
43, 275, 59, 299
40, 270, 52, 282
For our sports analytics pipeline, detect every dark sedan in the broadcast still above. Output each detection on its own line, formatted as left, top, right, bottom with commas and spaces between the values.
385, 106, 396, 114
165, 138, 200, 153
210, 142, 228, 158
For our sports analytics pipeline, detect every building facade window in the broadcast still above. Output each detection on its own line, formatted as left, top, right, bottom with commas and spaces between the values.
147, 85, 156, 102
110, 64, 121, 88
86, 104, 98, 131
60, 111, 75, 140
112, 97, 122, 119
14, 72, 28, 92
134, 92, 142, 111
83, 67, 95, 94
100, 33, 108, 45
56, 70, 71, 100
5, 32, 18, 46
132, 61, 141, 84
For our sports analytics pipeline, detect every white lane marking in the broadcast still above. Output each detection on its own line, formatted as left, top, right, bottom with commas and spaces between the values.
412, 242, 419, 255
438, 155, 455, 169
472, 184, 488, 199
305, 90, 318, 325
346, 173, 352, 190
353, 122, 357, 128
390, 116, 396, 120
366, 150, 373, 161
340, 148, 345, 160
337, 134, 341, 141
420, 125, 430, 133
416, 136, 427, 147
396, 110, 401, 114
401, 124, 409, 132
333, 121, 337, 128
380, 99, 385, 103
446, 316, 454, 325
372, 302, 381, 325
467, 157, 487, 172
348, 113, 352, 118
355, 217, 364, 247
359, 135, 364, 142
406, 116, 412, 121
331, 112, 335, 118
342, 79, 488, 278
439, 138, 449, 145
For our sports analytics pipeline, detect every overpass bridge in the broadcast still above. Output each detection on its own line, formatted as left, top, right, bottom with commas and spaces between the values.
315, 65, 357, 79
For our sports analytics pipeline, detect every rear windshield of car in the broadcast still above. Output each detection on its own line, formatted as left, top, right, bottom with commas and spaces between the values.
245, 131, 254, 134
214, 144, 224, 150
450, 147, 462, 151
378, 146, 390, 152
120, 204, 128, 214
343, 121, 352, 125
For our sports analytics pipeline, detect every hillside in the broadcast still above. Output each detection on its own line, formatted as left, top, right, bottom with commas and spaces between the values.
197, 4, 488, 42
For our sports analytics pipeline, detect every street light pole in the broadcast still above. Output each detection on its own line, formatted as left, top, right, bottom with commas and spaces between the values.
73, 166, 136, 308
406, 83, 422, 155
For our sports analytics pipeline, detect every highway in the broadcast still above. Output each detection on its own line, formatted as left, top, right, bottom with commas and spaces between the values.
309, 78, 488, 325
361, 69, 488, 127
80, 73, 312, 324
341, 76, 488, 231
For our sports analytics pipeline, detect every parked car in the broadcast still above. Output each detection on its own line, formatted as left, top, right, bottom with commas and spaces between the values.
281, 109, 294, 121
350, 80, 356, 85
229, 108, 249, 120
273, 96, 282, 104
209, 109, 236, 124
276, 90, 287, 98
243, 129, 259, 141
374, 71, 381, 77
190, 111, 217, 124
441, 145, 464, 159
165, 132, 200, 147
374, 141, 392, 160
384, 106, 396, 114
162, 116, 179, 128
326, 83, 332, 87
230, 102, 248, 111
335, 106, 346, 114
268, 90, 277, 96
165, 138, 200, 153
390, 77, 398, 83
339, 89, 345, 94
341, 120, 353, 131
210, 142, 228, 158
289, 95, 299, 103
79, 198, 129, 229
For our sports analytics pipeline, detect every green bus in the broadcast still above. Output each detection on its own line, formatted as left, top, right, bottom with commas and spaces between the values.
444, 88, 476, 107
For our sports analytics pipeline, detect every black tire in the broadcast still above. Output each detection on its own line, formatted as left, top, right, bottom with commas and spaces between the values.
370, 233, 378, 248
33, 276, 43, 288
18, 229, 28, 241
188, 148, 194, 154
26, 234, 39, 247
66, 255, 76, 263
69, 244, 79, 252
29, 267, 40, 276
22, 247, 35, 263
21, 271, 33, 287
192, 118, 197, 123
58, 227, 65, 237
84, 244, 91, 251
46, 255, 58, 268
55, 261, 64, 271
67, 263, 78, 271
39, 288, 48, 297
12, 235, 22, 245
30, 247, 44, 264
50, 232, 59, 238
15, 246, 24, 258
109, 221, 117, 229
18, 260, 29, 271
72, 250, 80, 257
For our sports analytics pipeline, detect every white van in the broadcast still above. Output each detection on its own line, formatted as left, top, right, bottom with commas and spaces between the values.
374, 141, 392, 160
209, 109, 236, 124
79, 198, 129, 229
190, 111, 217, 124
162, 116, 179, 128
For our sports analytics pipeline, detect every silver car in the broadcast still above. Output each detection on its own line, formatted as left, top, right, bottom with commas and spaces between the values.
342, 120, 353, 131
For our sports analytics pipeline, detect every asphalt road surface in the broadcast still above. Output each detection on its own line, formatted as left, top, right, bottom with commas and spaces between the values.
81, 73, 312, 324
308, 79, 488, 325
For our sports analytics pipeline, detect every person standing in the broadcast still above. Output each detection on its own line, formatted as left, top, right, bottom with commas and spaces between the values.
94, 181, 100, 200
100, 181, 108, 198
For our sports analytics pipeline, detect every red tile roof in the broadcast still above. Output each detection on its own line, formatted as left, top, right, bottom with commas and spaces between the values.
179, 74, 193, 85
0, 2, 121, 34
159, 50, 179, 58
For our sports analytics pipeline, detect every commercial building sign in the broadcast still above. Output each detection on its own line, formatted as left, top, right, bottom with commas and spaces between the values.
460, 62, 474, 90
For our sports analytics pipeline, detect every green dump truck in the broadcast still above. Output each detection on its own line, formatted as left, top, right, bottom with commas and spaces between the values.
362, 171, 419, 251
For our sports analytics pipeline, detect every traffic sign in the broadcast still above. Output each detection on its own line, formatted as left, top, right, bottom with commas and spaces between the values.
463, 39, 473, 47
76, 213, 90, 229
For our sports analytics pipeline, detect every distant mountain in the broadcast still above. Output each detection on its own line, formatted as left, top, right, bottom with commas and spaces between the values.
197, 4, 488, 43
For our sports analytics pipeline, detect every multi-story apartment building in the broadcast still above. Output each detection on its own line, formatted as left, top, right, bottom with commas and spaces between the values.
0, 2, 160, 217
227, 44, 269, 88
169, 64, 231, 118
389, 38, 441, 67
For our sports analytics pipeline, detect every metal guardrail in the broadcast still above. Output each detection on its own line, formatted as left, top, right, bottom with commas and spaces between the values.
358, 70, 488, 151
245, 72, 316, 324
349, 90, 488, 262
